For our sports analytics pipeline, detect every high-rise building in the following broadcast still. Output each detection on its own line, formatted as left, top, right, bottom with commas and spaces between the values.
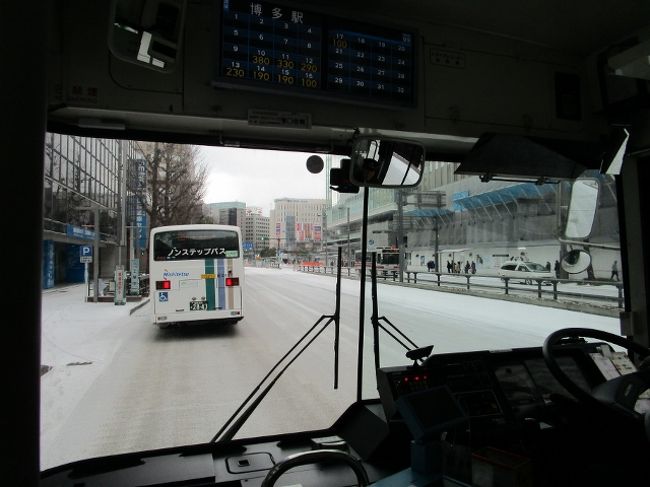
243, 212, 270, 254
205, 201, 246, 227
270, 198, 328, 252
42, 134, 146, 288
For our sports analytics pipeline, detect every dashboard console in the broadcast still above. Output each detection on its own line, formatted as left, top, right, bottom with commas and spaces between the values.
377, 341, 607, 429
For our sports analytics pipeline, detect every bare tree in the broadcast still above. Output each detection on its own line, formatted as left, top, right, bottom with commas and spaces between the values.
132, 142, 209, 229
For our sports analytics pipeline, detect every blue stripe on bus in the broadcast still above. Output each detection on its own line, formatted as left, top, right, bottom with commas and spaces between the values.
205, 259, 216, 310
217, 258, 226, 309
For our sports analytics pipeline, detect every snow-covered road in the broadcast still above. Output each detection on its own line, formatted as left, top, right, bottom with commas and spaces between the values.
40, 267, 619, 470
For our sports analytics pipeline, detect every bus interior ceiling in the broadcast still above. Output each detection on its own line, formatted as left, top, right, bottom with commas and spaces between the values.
4, 0, 650, 486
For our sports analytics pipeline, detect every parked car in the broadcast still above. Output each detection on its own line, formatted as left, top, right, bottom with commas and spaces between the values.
498, 261, 554, 284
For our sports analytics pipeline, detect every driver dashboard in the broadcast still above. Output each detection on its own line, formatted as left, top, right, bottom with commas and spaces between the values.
376, 340, 602, 430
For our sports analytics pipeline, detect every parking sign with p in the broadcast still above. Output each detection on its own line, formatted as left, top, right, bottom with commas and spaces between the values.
80, 245, 93, 263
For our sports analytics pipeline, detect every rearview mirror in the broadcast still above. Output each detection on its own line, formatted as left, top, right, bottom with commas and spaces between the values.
350, 137, 425, 188
564, 178, 599, 240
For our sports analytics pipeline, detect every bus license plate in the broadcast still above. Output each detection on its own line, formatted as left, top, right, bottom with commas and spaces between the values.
190, 301, 207, 311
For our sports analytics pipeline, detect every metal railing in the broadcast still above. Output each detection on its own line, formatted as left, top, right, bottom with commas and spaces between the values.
297, 266, 624, 310
86, 274, 150, 298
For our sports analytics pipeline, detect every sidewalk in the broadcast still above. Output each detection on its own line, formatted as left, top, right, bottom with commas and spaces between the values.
40, 284, 149, 467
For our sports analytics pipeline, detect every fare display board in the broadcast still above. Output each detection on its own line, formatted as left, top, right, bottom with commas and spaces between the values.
219, 0, 415, 106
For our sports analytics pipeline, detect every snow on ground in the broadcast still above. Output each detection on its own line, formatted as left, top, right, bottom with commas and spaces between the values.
40, 285, 144, 460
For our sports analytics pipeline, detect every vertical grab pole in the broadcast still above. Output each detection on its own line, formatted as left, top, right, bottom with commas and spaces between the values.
356, 188, 370, 401
334, 247, 342, 389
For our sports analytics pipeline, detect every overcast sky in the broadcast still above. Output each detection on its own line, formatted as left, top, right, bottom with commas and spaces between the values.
201, 146, 337, 214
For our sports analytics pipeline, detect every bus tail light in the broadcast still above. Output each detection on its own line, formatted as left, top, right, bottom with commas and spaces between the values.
156, 280, 171, 290
225, 277, 239, 287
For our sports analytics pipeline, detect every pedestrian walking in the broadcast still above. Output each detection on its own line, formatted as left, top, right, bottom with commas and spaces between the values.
611, 260, 619, 281
471, 261, 476, 274
427, 259, 435, 272
545, 261, 551, 271
464, 261, 470, 274
447, 260, 452, 273
554, 260, 560, 278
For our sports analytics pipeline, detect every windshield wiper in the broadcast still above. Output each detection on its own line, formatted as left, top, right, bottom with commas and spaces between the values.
211, 248, 344, 443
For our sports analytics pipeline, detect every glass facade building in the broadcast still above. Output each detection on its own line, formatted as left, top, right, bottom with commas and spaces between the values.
42, 134, 146, 288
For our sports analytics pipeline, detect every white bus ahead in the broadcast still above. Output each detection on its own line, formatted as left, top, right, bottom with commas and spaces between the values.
149, 224, 244, 327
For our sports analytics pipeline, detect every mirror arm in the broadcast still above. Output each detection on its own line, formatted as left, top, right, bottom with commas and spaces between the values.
558, 238, 621, 250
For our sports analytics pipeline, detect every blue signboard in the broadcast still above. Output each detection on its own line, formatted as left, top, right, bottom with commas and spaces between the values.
42, 241, 55, 289
66, 224, 95, 240
243, 241, 254, 251
135, 158, 148, 249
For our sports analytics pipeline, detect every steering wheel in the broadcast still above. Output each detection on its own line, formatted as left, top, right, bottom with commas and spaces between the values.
542, 327, 650, 440
260, 449, 370, 487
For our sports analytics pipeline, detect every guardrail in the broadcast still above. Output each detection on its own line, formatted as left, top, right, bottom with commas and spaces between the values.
297, 266, 624, 309
297, 265, 356, 278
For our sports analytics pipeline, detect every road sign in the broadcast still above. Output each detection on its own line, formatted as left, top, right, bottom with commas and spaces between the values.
243, 241, 254, 251
80, 245, 93, 263
114, 265, 126, 305
130, 259, 140, 294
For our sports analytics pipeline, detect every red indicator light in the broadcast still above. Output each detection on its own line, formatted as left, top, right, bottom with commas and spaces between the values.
156, 280, 171, 290
403, 377, 409, 382
415, 376, 420, 381
225, 277, 239, 287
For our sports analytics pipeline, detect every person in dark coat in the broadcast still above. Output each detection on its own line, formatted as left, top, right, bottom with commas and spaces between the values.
427, 259, 435, 272
447, 260, 452, 273
554, 260, 560, 278
471, 261, 476, 274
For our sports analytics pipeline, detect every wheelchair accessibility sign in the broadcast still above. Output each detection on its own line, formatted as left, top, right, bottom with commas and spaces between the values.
158, 292, 169, 302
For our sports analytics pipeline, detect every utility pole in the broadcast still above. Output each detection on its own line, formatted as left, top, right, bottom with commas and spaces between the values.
397, 190, 405, 282
556, 182, 568, 279
118, 139, 127, 266
323, 212, 329, 266
347, 206, 351, 268
93, 206, 100, 303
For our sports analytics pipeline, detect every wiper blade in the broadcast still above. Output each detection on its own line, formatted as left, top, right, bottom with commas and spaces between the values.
212, 249, 345, 443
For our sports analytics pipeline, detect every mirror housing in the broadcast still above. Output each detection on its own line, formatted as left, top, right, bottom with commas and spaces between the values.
108, 0, 186, 72
564, 178, 599, 240
561, 249, 592, 274
330, 158, 359, 194
349, 137, 425, 188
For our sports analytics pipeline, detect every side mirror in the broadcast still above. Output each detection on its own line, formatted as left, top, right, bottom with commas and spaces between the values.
561, 249, 592, 274
108, 0, 186, 72
564, 178, 599, 240
349, 137, 425, 188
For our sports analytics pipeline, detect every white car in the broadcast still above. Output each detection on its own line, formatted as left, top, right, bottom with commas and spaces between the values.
497, 261, 554, 284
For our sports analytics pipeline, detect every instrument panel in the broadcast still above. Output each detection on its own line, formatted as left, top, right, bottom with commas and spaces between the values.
376, 342, 609, 430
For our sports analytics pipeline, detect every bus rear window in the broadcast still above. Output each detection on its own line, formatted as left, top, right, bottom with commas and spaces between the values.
153, 230, 240, 261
